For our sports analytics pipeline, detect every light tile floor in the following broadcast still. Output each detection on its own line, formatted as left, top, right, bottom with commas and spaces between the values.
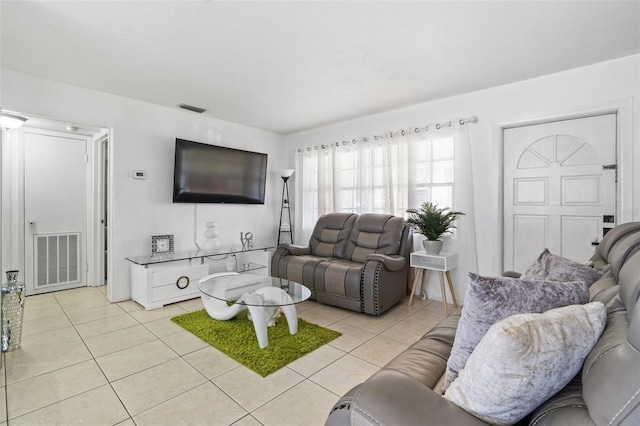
1, 286, 449, 426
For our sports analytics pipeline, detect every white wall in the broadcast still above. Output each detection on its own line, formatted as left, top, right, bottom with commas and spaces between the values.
1, 69, 287, 302
286, 54, 640, 303
3, 55, 638, 305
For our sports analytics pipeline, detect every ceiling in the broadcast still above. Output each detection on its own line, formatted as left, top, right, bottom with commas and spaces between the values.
2, 1, 639, 135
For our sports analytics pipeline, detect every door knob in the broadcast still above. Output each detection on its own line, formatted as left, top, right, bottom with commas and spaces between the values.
28, 219, 36, 226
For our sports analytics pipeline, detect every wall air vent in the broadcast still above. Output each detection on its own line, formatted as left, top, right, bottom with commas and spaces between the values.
178, 103, 206, 114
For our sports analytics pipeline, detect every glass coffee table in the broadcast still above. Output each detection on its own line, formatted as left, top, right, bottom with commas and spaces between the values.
198, 272, 311, 348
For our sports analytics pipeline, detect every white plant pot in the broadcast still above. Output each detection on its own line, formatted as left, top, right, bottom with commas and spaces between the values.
422, 239, 444, 255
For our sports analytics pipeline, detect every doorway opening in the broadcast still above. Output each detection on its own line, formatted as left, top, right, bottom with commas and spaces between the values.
1, 112, 111, 295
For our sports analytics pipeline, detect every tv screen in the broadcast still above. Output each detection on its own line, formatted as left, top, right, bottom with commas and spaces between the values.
173, 139, 268, 204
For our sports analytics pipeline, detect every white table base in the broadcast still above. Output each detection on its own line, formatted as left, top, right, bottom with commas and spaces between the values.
201, 285, 299, 349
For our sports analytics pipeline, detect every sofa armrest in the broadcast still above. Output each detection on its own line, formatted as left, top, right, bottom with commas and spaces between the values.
502, 270, 522, 278
361, 255, 409, 315
366, 254, 405, 272
277, 243, 311, 256
272, 244, 312, 278
326, 370, 487, 426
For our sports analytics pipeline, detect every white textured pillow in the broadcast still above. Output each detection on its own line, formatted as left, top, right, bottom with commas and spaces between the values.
444, 302, 607, 426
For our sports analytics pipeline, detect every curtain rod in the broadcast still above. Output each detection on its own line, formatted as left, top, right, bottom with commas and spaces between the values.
295, 116, 478, 153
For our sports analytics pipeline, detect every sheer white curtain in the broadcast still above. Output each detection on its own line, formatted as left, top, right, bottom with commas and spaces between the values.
293, 122, 477, 273
451, 123, 478, 274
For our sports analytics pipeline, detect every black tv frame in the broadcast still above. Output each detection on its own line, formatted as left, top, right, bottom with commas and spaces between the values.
172, 138, 268, 204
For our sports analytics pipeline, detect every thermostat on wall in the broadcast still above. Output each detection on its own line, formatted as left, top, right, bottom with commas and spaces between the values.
133, 170, 147, 179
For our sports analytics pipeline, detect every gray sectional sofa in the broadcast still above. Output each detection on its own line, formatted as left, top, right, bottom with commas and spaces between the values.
271, 213, 412, 315
326, 222, 640, 425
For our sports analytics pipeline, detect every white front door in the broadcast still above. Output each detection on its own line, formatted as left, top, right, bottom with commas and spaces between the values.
503, 114, 617, 272
24, 129, 89, 294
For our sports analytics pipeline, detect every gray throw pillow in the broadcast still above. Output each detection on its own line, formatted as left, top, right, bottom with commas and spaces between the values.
442, 273, 589, 392
522, 248, 604, 286
444, 302, 606, 425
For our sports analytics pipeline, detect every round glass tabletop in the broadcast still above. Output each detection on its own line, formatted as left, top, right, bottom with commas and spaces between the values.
198, 273, 311, 307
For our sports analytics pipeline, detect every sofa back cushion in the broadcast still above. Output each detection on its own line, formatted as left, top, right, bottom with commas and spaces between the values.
591, 221, 640, 266
309, 213, 357, 258
581, 250, 640, 426
608, 231, 640, 280
618, 251, 640, 317
344, 214, 404, 263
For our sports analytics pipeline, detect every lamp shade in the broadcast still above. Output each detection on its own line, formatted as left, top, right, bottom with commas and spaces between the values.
1, 113, 28, 129
280, 169, 295, 178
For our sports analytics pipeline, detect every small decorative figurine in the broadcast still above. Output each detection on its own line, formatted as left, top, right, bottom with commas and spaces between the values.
240, 232, 254, 250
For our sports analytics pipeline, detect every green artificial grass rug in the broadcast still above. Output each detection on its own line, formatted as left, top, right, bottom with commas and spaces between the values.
171, 309, 341, 376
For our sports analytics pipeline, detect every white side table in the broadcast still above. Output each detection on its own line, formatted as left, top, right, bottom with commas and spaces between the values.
409, 251, 458, 315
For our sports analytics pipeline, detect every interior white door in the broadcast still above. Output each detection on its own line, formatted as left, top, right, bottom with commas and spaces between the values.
24, 130, 89, 294
503, 114, 617, 272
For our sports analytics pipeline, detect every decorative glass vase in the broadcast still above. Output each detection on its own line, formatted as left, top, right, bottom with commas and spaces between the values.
6, 270, 18, 285
2, 270, 26, 351
225, 254, 237, 272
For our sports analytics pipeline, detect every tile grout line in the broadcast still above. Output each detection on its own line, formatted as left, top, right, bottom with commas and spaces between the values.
13, 290, 238, 423
72, 293, 179, 424
9, 288, 444, 425
5, 289, 130, 423
58, 288, 142, 424
58, 292, 181, 424
167, 301, 266, 421
95, 297, 235, 423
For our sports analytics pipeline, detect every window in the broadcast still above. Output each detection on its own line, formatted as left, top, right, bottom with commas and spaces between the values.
411, 136, 455, 209
295, 130, 457, 242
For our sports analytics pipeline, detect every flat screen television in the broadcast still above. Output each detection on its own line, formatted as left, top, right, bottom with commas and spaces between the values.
173, 139, 268, 204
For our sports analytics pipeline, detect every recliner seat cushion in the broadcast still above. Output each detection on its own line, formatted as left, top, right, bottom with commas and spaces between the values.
529, 377, 594, 426
382, 310, 461, 390
275, 255, 331, 291
314, 258, 363, 299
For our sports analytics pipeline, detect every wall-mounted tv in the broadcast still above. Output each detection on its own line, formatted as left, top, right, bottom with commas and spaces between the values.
173, 138, 268, 204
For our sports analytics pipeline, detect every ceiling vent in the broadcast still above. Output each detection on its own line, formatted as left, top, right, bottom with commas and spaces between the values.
178, 103, 206, 114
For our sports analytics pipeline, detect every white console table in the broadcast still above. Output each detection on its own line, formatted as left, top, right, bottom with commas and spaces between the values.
409, 251, 458, 315
126, 245, 273, 310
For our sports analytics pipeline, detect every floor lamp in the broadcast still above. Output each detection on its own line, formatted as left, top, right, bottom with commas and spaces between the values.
278, 169, 295, 245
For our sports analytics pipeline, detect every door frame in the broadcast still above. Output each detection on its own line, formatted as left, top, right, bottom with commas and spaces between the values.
90, 129, 110, 288
1, 118, 112, 293
495, 97, 634, 274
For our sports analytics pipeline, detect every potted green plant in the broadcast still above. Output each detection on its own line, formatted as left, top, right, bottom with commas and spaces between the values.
406, 202, 465, 255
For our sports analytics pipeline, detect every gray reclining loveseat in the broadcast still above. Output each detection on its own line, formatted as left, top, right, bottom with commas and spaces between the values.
271, 213, 412, 316
326, 222, 640, 425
